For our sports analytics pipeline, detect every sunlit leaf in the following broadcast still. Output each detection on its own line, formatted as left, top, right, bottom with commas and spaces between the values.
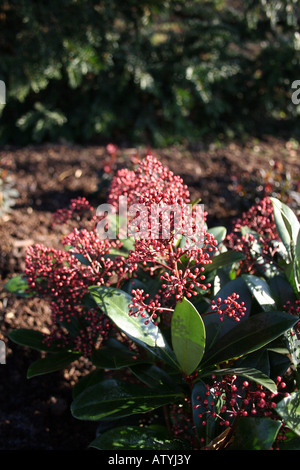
71, 378, 184, 421
89, 286, 177, 368
89, 425, 191, 450
242, 274, 277, 312
230, 417, 281, 450
276, 391, 300, 437
171, 297, 206, 375
201, 311, 298, 368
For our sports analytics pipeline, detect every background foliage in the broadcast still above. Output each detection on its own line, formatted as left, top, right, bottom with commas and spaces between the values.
0, 0, 300, 146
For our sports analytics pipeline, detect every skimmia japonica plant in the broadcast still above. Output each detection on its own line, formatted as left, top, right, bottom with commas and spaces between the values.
5, 155, 300, 450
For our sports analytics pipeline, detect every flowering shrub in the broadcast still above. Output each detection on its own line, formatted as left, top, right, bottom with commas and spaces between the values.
5, 155, 300, 451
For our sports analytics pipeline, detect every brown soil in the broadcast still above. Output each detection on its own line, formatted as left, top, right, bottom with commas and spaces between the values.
0, 137, 299, 449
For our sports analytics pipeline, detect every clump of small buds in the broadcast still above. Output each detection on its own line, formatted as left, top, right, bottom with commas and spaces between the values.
208, 293, 247, 322
24, 227, 134, 356
168, 400, 195, 445
52, 196, 94, 227
108, 154, 191, 211
107, 155, 219, 322
225, 197, 280, 273
193, 374, 289, 443
128, 289, 164, 325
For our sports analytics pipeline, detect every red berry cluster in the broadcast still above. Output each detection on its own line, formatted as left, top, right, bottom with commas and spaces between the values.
24, 229, 131, 356
208, 293, 247, 322
193, 374, 289, 447
225, 197, 279, 273
108, 154, 191, 210
52, 196, 94, 227
128, 289, 164, 325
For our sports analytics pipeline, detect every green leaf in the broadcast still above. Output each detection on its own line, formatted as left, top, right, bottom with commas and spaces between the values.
203, 251, 245, 274
57, 315, 82, 337
276, 391, 300, 437
89, 425, 191, 450
8, 328, 61, 352
268, 349, 292, 380
27, 351, 79, 378
120, 237, 135, 252
270, 197, 300, 257
89, 286, 177, 368
297, 230, 300, 263
129, 363, 181, 390
277, 430, 300, 450
284, 260, 300, 297
230, 417, 281, 450
91, 339, 147, 370
4, 275, 31, 297
201, 311, 298, 368
71, 378, 184, 421
171, 297, 206, 376
89, 286, 162, 349
203, 277, 252, 348
283, 331, 300, 372
270, 198, 300, 295
236, 348, 271, 376
207, 226, 227, 245
269, 275, 296, 307
200, 367, 277, 394
71, 252, 91, 266
72, 369, 104, 399
242, 274, 277, 312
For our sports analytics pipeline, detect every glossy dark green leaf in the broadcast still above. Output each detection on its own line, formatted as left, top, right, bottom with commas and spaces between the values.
242, 274, 277, 312
72, 369, 104, 399
268, 350, 292, 381
277, 430, 300, 450
276, 391, 300, 437
89, 286, 164, 349
230, 417, 281, 450
171, 297, 206, 375
91, 343, 146, 370
269, 275, 296, 308
283, 331, 300, 372
207, 226, 227, 245
203, 277, 252, 347
71, 378, 184, 421
235, 348, 270, 376
203, 250, 245, 274
27, 351, 79, 378
129, 363, 180, 390
201, 311, 298, 368
270, 199, 300, 296
270, 197, 300, 258
297, 230, 300, 263
89, 425, 191, 450
8, 328, 61, 352
71, 252, 91, 266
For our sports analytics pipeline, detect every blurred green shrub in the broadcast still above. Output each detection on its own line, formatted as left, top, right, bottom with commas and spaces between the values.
0, 0, 299, 145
